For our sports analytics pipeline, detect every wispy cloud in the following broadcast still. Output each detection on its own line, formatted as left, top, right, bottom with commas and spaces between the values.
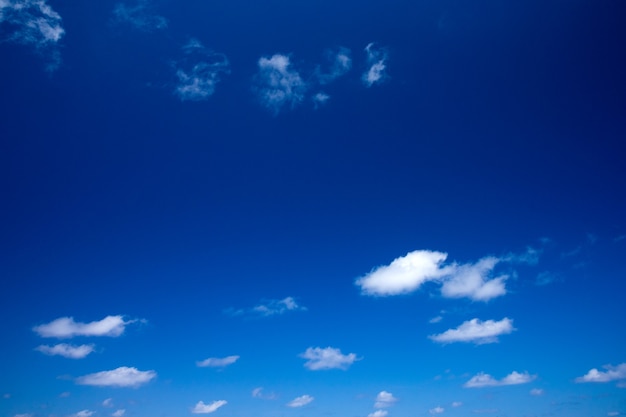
227, 296, 306, 318
35, 343, 95, 359
33, 316, 138, 339
429, 318, 515, 345
575, 363, 626, 383
254, 54, 307, 114
287, 395, 314, 408
451, 402, 462, 407
191, 401, 227, 414
173, 39, 230, 101
71, 411, 94, 417
76, 367, 156, 388
374, 391, 397, 408
196, 355, 239, 368
368, 411, 388, 417
312, 92, 330, 109
0, 0, 64, 70
362, 43, 388, 87
429, 406, 445, 414
14, 414, 33, 417
111, 411, 124, 417
251, 387, 277, 400
464, 371, 536, 388
112, 0, 167, 32
300, 346, 359, 370
530, 388, 544, 396
315, 47, 352, 84
102, 399, 113, 408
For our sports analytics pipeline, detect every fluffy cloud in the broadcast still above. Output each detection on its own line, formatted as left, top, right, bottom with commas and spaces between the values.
428, 318, 515, 345
255, 54, 307, 114
173, 39, 230, 101
374, 391, 397, 408
0, 0, 64, 70
112, 411, 125, 417
300, 346, 359, 370
575, 363, 626, 383
196, 355, 239, 368
429, 407, 445, 414
112, 0, 167, 32
191, 401, 227, 414
35, 343, 95, 359
72, 411, 94, 417
368, 411, 388, 417
362, 43, 388, 87
76, 367, 156, 388
356, 250, 514, 301
33, 316, 135, 338
316, 47, 352, 84
464, 371, 536, 388
227, 296, 306, 318
287, 395, 314, 408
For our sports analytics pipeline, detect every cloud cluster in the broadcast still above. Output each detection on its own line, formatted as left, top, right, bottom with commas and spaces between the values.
227, 296, 306, 318
196, 355, 239, 368
35, 343, 95, 359
362, 43, 388, 87
191, 400, 227, 414
112, 0, 167, 32
575, 363, 626, 383
300, 346, 359, 370
429, 318, 515, 345
76, 367, 156, 388
173, 39, 230, 101
464, 371, 536, 388
287, 395, 314, 408
374, 391, 397, 408
254, 54, 307, 114
33, 315, 135, 338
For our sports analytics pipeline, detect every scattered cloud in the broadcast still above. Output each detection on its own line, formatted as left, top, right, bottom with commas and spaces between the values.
362, 43, 388, 87
312, 92, 330, 109
227, 297, 306, 318
254, 54, 307, 114
33, 316, 137, 338
102, 399, 113, 408
429, 318, 515, 345
35, 343, 95, 359
112, 0, 167, 32
374, 391, 397, 408
429, 316, 443, 324
59, 392, 71, 398
300, 346, 359, 370
112, 410, 125, 417
71, 411, 94, 417
173, 39, 230, 101
14, 414, 33, 417
439, 257, 507, 301
196, 355, 239, 368
451, 402, 462, 407
464, 371, 536, 388
368, 411, 388, 417
251, 387, 277, 400
76, 367, 156, 388
575, 363, 626, 383
191, 401, 227, 414
316, 46, 352, 84
530, 388, 544, 396
287, 395, 314, 408
429, 407, 445, 414
0, 0, 64, 70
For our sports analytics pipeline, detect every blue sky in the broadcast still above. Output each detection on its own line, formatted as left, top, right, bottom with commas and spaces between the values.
1, 1, 626, 417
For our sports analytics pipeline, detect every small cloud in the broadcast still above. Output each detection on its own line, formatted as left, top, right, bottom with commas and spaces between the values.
14, 414, 33, 417
451, 402, 462, 407
312, 92, 330, 109
112, 410, 125, 417
71, 411, 94, 417
191, 401, 227, 414
76, 367, 156, 388
112, 0, 167, 32
300, 346, 359, 370
33, 316, 136, 338
464, 371, 536, 388
429, 316, 443, 324
316, 46, 352, 84
35, 344, 95, 359
535, 271, 559, 286
102, 399, 113, 407
173, 39, 230, 101
368, 411, 388, 417
530, 388, 544, 396
196, 355, 239, 368
252, 387, 277, 400
254, 54, 307, 114
429, 318, 515, 345
608, 412, 620, 416
287, 395, 314, 408
429, 407, 445, 414
374, 391, 397, 408
575, 363, 626, 383
59, 392, 71, 398
439, 257, 508, 301
227, 297, 306, 318
362, 43, 388, 87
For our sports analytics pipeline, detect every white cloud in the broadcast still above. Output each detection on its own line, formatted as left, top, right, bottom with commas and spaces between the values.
102, 399, 113, 408
464, 371, 536, 388
33, 315, 135, 338
374, 391, 397, 408
439, 257, 507, 301
72, 411, 94, 417
312, 92, 330, 109
173, 39, 230, 101
112, 410, 125, 417
287, 395, 314, 408
255, 54, 307, 114
451, 402, 462, 407
429, 316, 443, 324
228, 296, 306, 318
35, 343, 95, 359
196, 355, 239, 368
59, 392, 71, 398
575, 363, 626, 383
76, 367, 156, 388
316, 47, 352, 84
0, 0, 64, 70
608, 412, 620, 416
362, 43, 388, 87
429, 318, 515, 345
191, 401, 227, 414
251, 387, 277, 400
429, 407, 445, 414
300, 346, 359, 370
529, 388, 544, 396
112, 0, 167, 32
368, 411, 388, 417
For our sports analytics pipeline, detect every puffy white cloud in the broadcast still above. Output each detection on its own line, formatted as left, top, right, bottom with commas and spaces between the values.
440, 257, 507, 301
464, 371, 536, 388
287, 395, 314, 408
191, 401, 227, 414
173, 39, 230, 101
196, 355, 239, 368
374, 391, 397, 408
33, 316, 134, 338
362, 43, 388, 87
76, 367, 156, 388
112, 0, 167, 32
112, 410, 125, 417
35, 343, 95, 359
429, 318, 515, 345
227, 296, 306, 318
300, 346, 359, 370
368, 411, 388, 417
0, 0, 64, 70
72, 411, 94, 417
316, 47, 352, 84
575, 363, 626, 383
255, 54, 307, 114
429, 407, 444, 414
529, 388, 544, 396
